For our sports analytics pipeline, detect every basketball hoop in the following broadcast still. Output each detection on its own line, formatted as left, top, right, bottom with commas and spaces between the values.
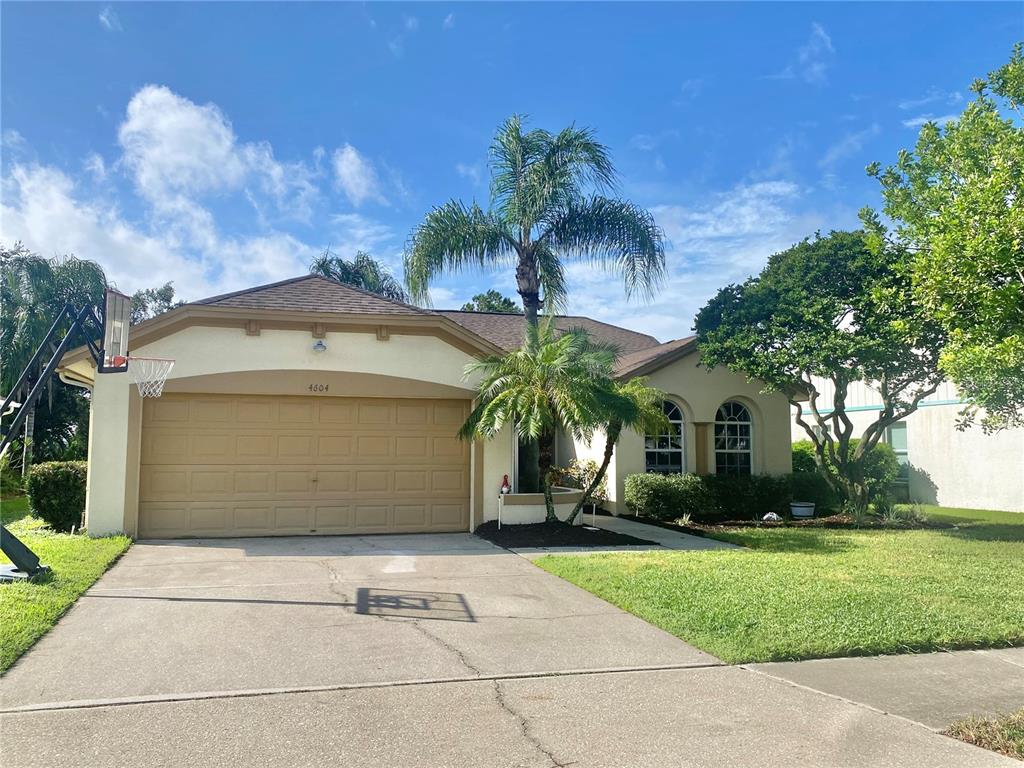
125, 356, 175, 398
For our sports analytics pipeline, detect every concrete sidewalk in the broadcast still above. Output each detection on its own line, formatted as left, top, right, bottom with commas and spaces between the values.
749, 648, 1024, 730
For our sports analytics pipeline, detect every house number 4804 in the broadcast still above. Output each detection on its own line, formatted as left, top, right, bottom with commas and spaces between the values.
308, 384, 329, 392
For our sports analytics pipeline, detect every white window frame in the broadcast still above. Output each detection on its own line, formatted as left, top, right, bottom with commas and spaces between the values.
714, 401, 753, 476
645, 400, 685, 474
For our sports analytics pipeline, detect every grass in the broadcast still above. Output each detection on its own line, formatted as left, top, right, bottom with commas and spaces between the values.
1, 494, 30, 524
535, 505, 1024, 664
945, 708, 1024, 761
1, 503, 131, 672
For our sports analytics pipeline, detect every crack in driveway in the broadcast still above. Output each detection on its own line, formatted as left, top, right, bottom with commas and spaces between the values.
492, 679, 574, 768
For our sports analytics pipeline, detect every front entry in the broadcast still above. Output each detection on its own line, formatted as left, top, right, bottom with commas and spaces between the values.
137, 393, 470, 537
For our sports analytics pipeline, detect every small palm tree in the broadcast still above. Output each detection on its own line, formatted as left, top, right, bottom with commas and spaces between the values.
405, 115, 666, 331
310, 249, 408, 302
564, 377, 668, 525
459, 321, 620, 522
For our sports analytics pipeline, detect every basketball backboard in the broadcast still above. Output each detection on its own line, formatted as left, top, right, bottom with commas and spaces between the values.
101, 288, 131, 371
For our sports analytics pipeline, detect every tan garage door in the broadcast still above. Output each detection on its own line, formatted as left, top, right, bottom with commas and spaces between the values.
138, 393, 470, 538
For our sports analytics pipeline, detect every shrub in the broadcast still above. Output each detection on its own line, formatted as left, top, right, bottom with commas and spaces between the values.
553, 459, 609, 506
25, 461, 88, 532
624, 473, 710, 521
625, 472, 792, 523
788, 471, 839, 513
701, 474, 791, 521
791, 440, 819, 473
0, 452, 24, 496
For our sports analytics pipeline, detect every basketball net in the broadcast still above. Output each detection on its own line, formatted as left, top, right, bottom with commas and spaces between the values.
125, 357, 175, 398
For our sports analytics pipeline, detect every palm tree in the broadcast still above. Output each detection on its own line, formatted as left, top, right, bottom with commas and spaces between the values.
405, 115, 666, 331
310, 249, 408, 302
1, 245, 107, 473
458, 321, 621, 522
564, 377, 668, 525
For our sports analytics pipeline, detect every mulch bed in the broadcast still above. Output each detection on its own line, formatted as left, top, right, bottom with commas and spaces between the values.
474, 520, 655, 549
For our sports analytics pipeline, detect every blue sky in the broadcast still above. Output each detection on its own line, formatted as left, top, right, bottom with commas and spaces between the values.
1, 2, 1019, 340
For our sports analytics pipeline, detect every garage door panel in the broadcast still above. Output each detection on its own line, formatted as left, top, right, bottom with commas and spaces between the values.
139, 394, 470, 537
313, 505, 351, 532
356, 435, 392, 458
276, 471, 313, 493
354, 505, 390, 528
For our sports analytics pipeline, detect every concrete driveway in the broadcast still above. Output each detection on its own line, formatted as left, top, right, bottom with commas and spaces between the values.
1, 534, 1014, 767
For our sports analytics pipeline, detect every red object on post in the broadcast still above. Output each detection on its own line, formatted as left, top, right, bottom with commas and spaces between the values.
500, 474, 511, 494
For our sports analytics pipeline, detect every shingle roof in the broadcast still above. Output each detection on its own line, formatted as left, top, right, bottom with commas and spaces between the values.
615, 336, 699, 376
193, 275, 429, 316
190, 275, 693, 374
437, 311, 661, 355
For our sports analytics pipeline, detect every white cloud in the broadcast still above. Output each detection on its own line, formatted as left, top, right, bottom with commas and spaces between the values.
769, 22, 835, 85
672, 78, 703, 106
560, 181, 829, 339
443, 13, 455, 30
901, 113, 959, 129
629, 130, 679, 152
818, 123, 880, 169
1, 162, 320, 300
98, 6, 122, 31
83, 153, 107, 182
898, 87, 962, 111
118, 85, 317, 222
332, 144, 388, 207
455, 162, 483, 185
329, 213, 394, 255
403, 15, 419, 31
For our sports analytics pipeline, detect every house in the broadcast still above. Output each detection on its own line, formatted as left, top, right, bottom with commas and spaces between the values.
790, 378, 1024, 513
58, 275, 792, 538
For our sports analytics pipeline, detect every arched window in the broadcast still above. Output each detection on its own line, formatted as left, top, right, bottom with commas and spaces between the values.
645, 401, 685, 474
715, 401, 752, 476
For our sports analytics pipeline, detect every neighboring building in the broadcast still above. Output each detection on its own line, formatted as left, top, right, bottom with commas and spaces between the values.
58, 275, 792, 538
790, 378, 1024, 513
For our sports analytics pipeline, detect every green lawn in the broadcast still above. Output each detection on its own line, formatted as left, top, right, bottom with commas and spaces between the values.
1, 494, 30, 524
1, 505, 131, 672
536, 505, 1024, 663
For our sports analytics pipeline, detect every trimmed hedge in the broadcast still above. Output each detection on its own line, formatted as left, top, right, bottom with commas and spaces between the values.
624, 471, 839, 523
622, 473, 710, 521
25, 461, 88, 532
791, 440, 818, 473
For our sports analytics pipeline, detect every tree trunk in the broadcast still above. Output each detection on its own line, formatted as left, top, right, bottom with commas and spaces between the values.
537, 431, 558, 523
20, 403, 35, 478
565, 421, 621, 525
516, 255, 541, 335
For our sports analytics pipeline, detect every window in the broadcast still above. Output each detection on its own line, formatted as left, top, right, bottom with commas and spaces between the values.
715, 401, 752, 475
886, 422, 909, 484
645, 401, 684, 474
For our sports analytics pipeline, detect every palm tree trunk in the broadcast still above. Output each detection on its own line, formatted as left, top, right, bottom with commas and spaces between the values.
21, 403, 35, 478
565, 421, 622, 525
516, 256, 541, 333
537, 431, 558, 522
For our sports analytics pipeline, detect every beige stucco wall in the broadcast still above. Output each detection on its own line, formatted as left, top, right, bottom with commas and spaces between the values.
791, 403, 1024, 513
564, 350, 793, 514
82, 324, 515, 536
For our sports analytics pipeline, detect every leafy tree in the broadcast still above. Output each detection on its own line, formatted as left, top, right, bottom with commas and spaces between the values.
310, 249, 408, 302
863, 45, 1024, 431
695, 230, 946, 520
459, 321, 622, 522
460, 290, 521, 314
1, 244, 107, 474
405, 115, 665, 332
131, 282, 183, 325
